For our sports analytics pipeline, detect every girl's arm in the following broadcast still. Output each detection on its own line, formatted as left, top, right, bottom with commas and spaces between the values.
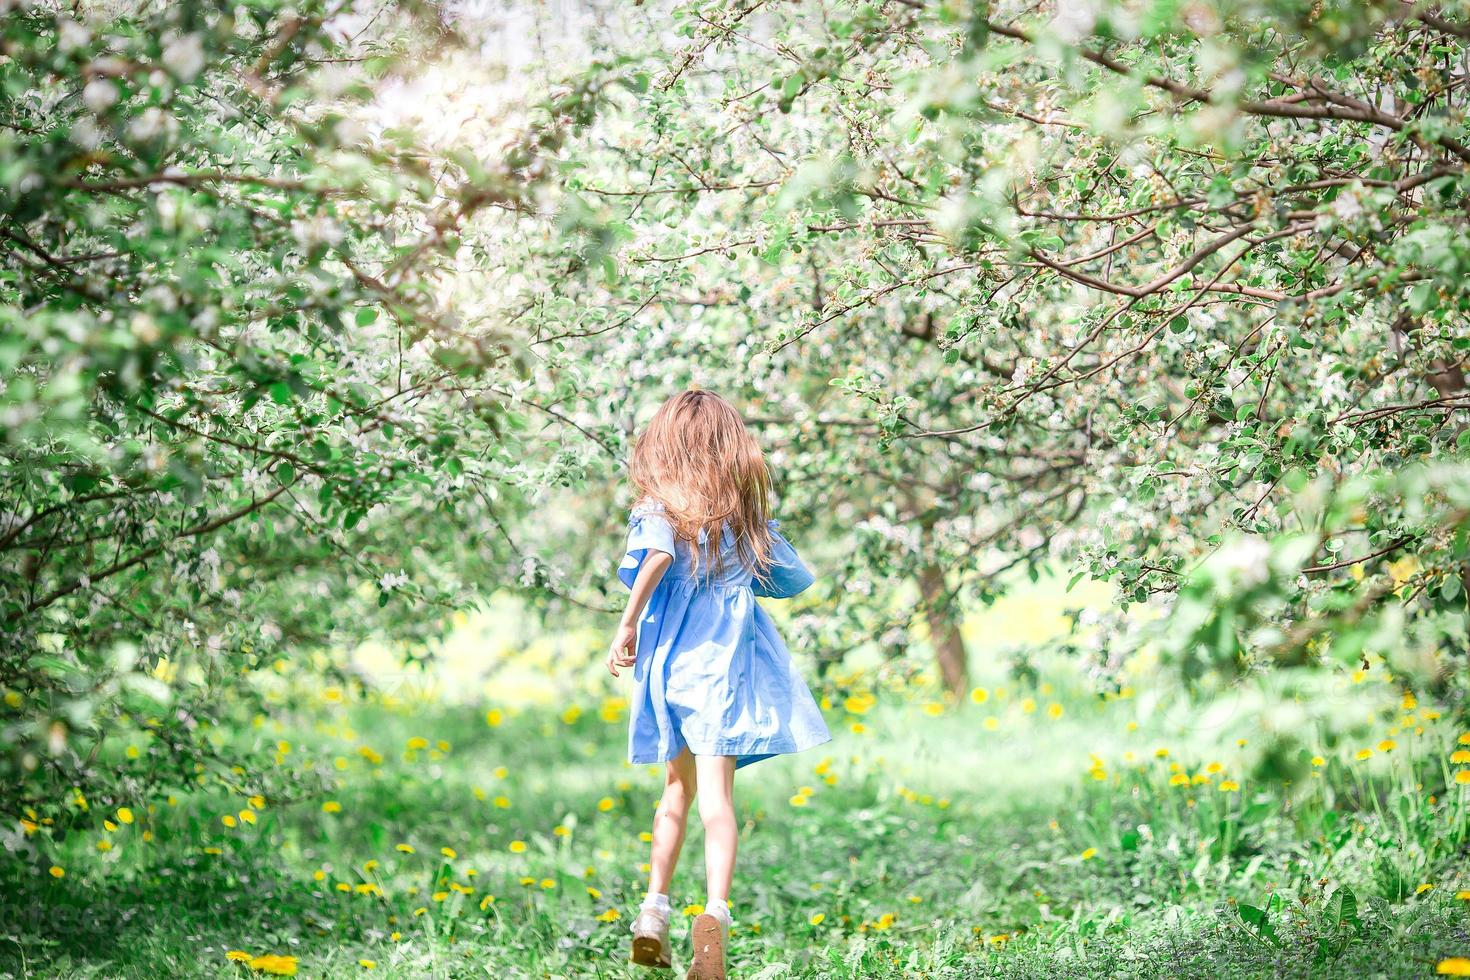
607, 550, 673, 677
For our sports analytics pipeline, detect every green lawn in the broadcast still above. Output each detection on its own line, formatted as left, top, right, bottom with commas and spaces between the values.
6, 655, 1470, 978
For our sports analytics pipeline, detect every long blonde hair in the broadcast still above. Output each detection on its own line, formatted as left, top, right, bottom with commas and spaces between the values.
630, 389, 774, 579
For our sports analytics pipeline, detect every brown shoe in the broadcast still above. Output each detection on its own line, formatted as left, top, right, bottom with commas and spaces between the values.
685, 913, 727, 980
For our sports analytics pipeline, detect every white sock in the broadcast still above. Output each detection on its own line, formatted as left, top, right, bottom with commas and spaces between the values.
640, 892, 671, 917
705, 898, 731, 924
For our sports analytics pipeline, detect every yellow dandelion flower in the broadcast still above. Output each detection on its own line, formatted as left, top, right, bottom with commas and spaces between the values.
598, 797, 615, 812
247, 954, 297, 976
239, 810, 256, 825
493, 796, 510, 809
358, 960, 376, 969
390, 932, 401, 941
395, 843, 415, 854
406, 736, 429, 751
1126, 721, 1138, 732
873, 912, 896, 931
225, 950, 252, 962
1417, 883, 1435, 895
1452, 750, 1470, 764
116, 807, 134, 825
1455, 891, 1470, 901
1437, 958, 1470, 976
1457, 771, 1470, 785
587, 886, 602, 899
1460, 733, 1470, 745
1046, 703, 1064, 720
96, 839, 112, 852
509, 840, 526, 853
922, 702, 945, 717
1080, 847, 1097, 861
480, 894, 496, 911
596, 908, 621, 922
553, 826, 570, 838
313, 869, 326, 881
322, 801, 342, 814
202, 846, 222, 855
639, 831, 653, 843
104, 820, 118, 832
1154, 748, 1170, 759
539, 878, 556, 890
969, 688, 989, 704
432, 891, 449, 902
363, 860, 379, 872
441, 847, 457, 859
49, 865, 64, 878
1021, 698, 1037, 714
683, 904, 704, 916
336, 882, 351, 893
1219, 780, 1240, 792
1356, 749, 1374, 761
1378, 739, 1397, 752
790, 794, 809, 807
561, 705, 583, 725
809, 913, 826, 925
1169, 774, 1189, 787
1311, 756, 1326, 767
413, 907, 427, 917
850, 722, 867, 734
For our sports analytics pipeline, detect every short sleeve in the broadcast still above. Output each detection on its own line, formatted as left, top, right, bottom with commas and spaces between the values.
618, 505, 676, 589
753, 519, 815, 599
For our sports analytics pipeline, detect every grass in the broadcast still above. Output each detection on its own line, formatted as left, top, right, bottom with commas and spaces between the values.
5, 655, 1470, 978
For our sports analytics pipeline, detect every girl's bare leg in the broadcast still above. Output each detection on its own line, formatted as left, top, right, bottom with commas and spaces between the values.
647, 747, 696, 896
694, 754, 738, 904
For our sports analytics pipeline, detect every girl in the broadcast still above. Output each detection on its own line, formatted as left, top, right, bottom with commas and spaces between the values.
607, 390, 830, 979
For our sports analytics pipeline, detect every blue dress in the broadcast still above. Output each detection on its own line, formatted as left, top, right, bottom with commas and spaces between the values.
619, 502, 831, 769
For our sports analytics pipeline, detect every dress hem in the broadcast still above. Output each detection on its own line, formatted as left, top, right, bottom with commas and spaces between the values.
629, 730, 833, 769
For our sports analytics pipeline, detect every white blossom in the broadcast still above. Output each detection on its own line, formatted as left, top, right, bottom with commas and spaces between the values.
82, 78, 118, 114
161, 33, 206, 82
57, 19, 90, 53
128, 106, 171, 142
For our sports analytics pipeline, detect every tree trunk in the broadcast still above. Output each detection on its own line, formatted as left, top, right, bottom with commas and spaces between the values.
918, 561, 968, 695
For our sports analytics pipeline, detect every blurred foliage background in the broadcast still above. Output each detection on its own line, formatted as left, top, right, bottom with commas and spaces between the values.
2, 0, 1469, 976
